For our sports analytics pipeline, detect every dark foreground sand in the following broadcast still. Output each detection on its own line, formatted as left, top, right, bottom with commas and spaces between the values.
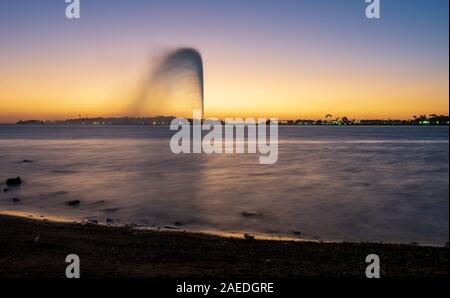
0, 214, 448, 278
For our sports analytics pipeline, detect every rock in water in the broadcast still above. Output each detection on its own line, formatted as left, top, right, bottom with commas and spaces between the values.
66, 200, 81, 206
5, 177, 22, 186
242, 211, 261, 217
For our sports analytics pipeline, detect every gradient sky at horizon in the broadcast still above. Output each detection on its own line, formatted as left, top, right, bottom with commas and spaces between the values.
0, 0, 448, 122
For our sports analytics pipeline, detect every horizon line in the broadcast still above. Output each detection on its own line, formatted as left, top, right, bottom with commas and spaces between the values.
3, 113, 448, 124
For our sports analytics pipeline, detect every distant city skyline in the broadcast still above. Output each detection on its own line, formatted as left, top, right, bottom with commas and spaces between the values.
0, 0, 448, 123
12, 113, 450, 125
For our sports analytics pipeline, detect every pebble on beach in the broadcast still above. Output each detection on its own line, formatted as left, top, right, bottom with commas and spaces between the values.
244, 233, 255, 241
106, 218, 119, 224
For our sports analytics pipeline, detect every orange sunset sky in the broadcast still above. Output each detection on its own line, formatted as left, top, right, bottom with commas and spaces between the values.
0, 0, 448, 122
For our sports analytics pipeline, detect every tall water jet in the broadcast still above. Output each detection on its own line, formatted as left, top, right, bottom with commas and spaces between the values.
132, 48, 204, 118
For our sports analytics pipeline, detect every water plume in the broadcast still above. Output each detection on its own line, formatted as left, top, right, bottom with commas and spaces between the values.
132, 48, 204, 118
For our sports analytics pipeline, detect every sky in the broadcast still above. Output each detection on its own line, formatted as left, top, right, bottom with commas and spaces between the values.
0, 0, 448, 122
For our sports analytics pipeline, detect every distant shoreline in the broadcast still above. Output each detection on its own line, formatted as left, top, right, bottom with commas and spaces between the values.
0, 214, 448, 278
6, 114, 449, 126
2, 123, 449, 127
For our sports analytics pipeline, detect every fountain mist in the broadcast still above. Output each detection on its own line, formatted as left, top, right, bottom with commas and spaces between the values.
132, 48, 204, 118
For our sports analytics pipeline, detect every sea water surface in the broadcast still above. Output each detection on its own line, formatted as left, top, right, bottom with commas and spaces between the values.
0, 125, 448, 245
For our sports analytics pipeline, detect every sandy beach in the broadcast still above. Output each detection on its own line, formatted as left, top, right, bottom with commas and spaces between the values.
0, 214, 448, 278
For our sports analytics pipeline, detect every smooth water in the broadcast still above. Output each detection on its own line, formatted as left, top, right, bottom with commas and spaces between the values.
0, 125, 448, 245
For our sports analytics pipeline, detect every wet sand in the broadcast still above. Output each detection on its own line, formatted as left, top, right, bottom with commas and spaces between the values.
0, 214, 448, 278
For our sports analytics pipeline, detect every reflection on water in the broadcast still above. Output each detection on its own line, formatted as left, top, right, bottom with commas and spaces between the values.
0, 125, 448, 245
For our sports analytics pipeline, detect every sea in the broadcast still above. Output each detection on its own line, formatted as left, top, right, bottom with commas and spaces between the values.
0, 125, 448, 245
